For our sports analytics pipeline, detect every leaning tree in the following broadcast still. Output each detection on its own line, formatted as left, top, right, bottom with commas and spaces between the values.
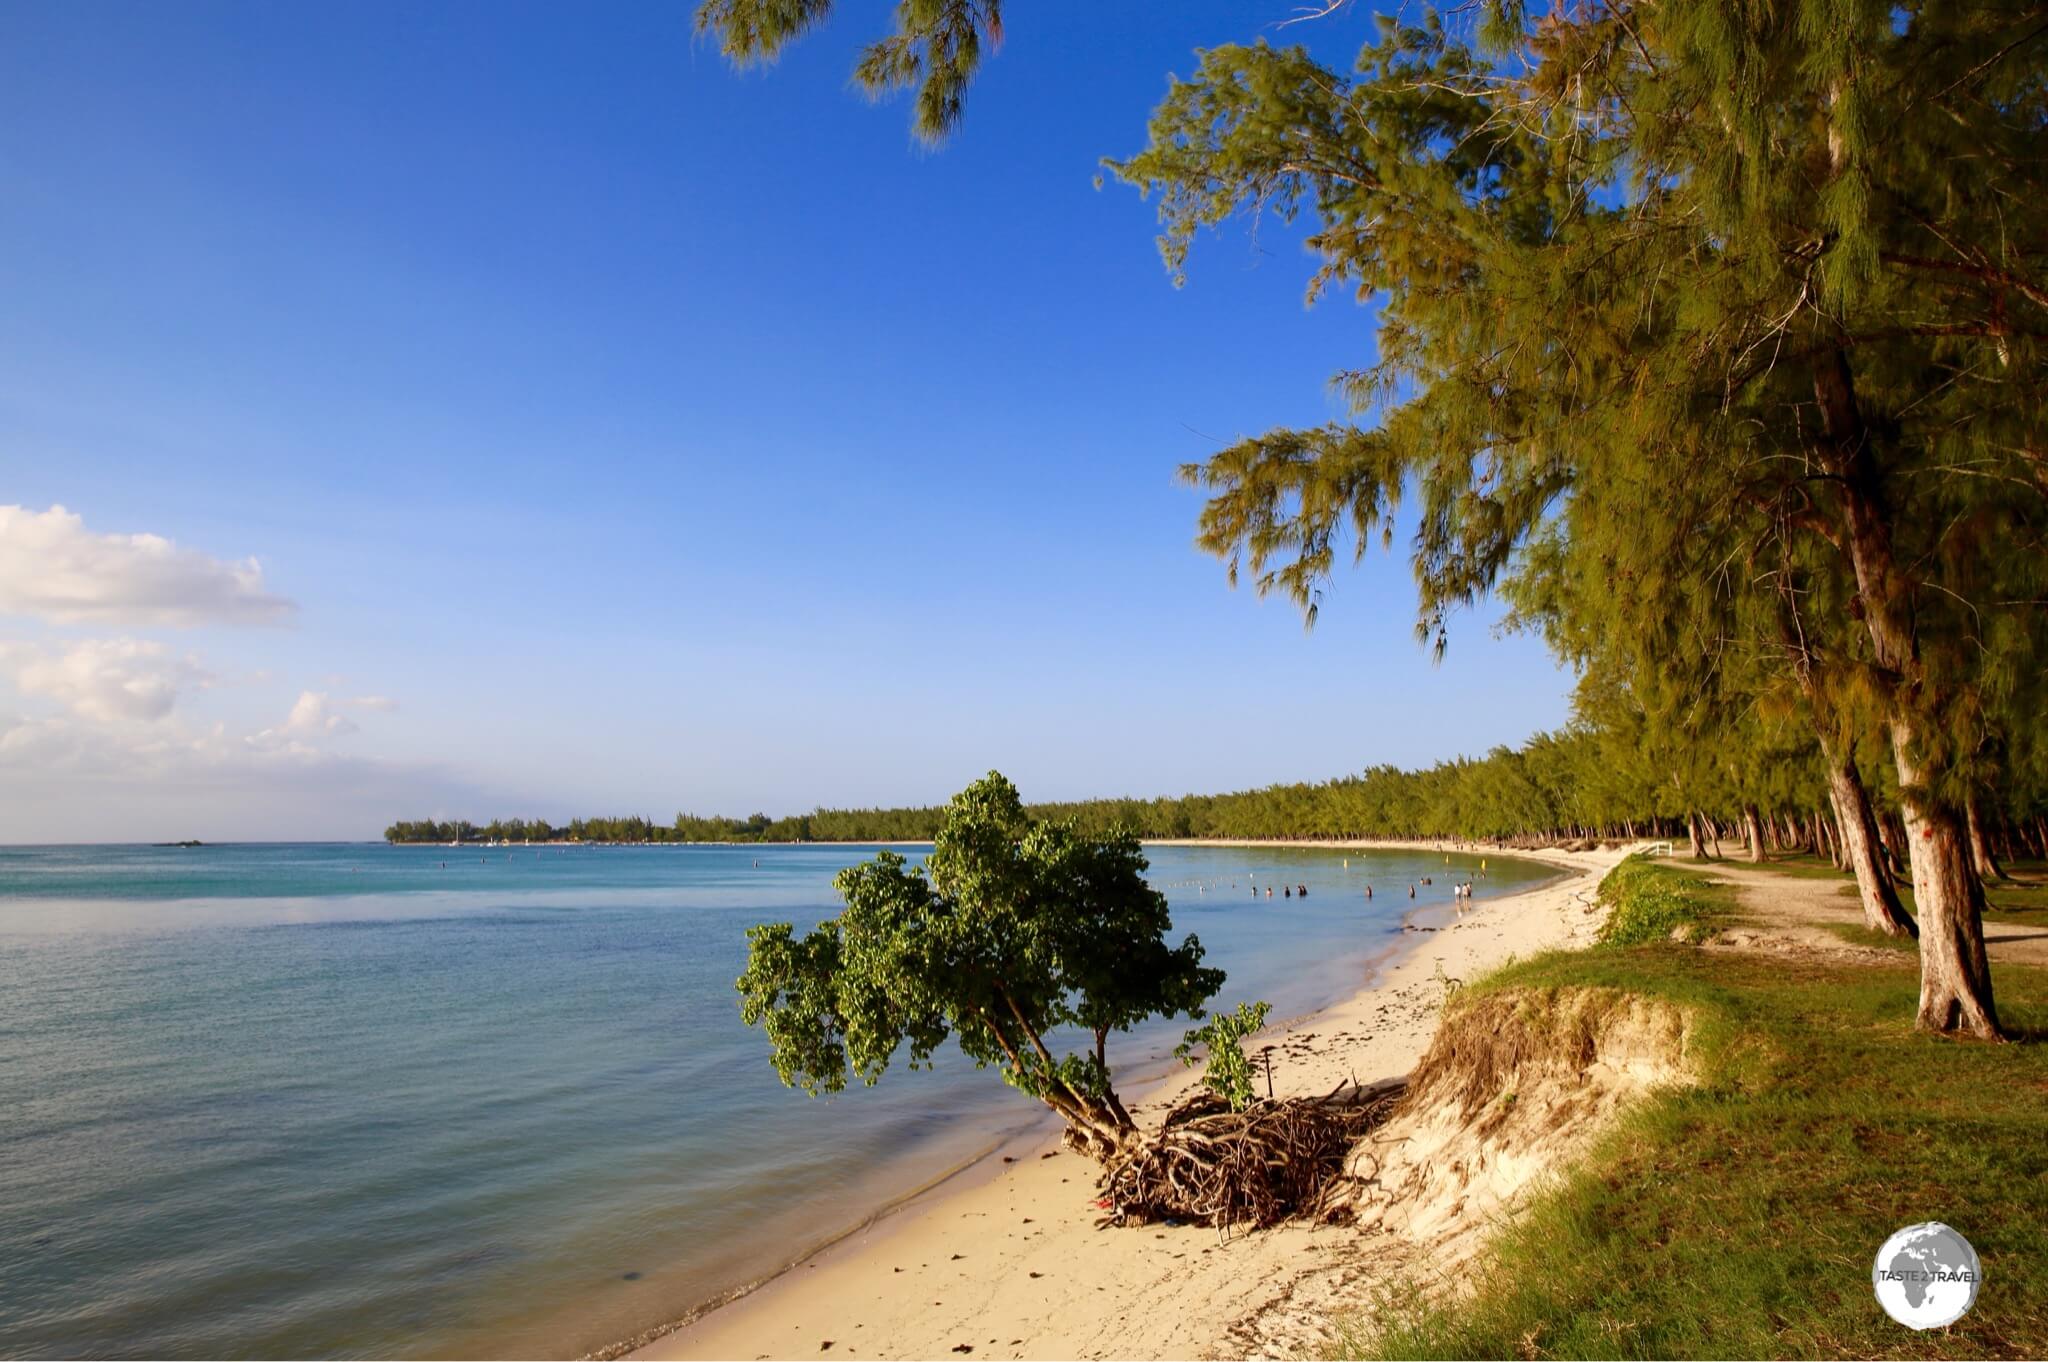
736, 771, 1222, 1159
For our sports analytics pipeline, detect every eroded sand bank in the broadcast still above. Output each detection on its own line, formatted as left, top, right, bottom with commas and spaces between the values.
626, 842, 1628, 1362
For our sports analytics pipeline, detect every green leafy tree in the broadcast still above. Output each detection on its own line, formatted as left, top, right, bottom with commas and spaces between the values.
735, 771, 1223, 1158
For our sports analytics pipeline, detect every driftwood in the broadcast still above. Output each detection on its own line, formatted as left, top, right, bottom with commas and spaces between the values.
1097, 1081, 1404, 1230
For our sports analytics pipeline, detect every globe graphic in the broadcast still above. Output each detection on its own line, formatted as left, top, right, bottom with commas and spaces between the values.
1873, 1222, 1981, 1329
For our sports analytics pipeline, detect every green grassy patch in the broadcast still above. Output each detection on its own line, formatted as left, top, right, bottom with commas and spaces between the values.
1821, 921, 1921, 954
1978, 869, 2048, 926
1595, 856, 1736, 946
1336, 947, 2048, 1359
1732, 851, 1874, 884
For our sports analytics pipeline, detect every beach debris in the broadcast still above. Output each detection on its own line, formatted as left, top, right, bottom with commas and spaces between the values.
1095, 1082, 1403, 1231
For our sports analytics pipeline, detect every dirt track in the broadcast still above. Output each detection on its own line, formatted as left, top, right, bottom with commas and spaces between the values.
1682, 857, 2048, 968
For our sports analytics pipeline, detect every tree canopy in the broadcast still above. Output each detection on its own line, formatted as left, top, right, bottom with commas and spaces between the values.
735, 771, 1223, 1157
693, 0, 1001, 142
1101, 2, 2048, 1037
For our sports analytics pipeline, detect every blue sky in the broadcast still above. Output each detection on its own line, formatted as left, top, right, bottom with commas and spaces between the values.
0, 1, 1571, 839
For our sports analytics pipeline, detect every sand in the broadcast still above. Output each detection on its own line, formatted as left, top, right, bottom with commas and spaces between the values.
626, 841, 1629, 1362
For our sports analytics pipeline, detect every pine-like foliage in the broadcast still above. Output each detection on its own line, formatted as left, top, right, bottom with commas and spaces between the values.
1108, 2, 2048, 1036
694, 0, 1001, 142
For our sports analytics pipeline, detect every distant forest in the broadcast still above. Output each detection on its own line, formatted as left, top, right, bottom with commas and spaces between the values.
384, 718, 2048, 865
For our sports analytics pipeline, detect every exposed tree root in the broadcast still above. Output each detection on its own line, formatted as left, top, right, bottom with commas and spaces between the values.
1096, 1082, 1403, 1230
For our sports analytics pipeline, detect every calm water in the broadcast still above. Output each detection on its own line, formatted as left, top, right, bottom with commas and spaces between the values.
0, 842, 1551, 1359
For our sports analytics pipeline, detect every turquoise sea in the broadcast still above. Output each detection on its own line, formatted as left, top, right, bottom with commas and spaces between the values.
0, 841, 1551, 1359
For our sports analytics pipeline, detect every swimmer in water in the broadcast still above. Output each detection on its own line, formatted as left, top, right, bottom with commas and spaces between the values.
1365, 884, 1373, 899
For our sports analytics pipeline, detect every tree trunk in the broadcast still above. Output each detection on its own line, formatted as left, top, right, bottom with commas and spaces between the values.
1894, 729, 1999, 1035
1687, 811, 1708, 861
1814, 346, 1998, 1038
1877, 814, 1907, 881
1966, 796, 2008, 882
1043, 1086, 1139, 1161
1827, 753, 1916, 938
1742, 805, 1767, 863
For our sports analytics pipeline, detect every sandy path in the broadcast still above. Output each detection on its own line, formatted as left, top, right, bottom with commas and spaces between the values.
625, 842, 1627, 1362
1688, 858, 2048, 967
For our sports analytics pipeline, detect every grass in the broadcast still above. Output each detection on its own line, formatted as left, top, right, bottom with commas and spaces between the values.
1821, 921, 1920, 954
1594, 856, 1735, 946
1335, 944, 2048, 1359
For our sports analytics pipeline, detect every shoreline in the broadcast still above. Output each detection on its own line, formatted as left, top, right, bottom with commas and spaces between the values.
378, 837, 1564, 851
615, 840, 1619, 1362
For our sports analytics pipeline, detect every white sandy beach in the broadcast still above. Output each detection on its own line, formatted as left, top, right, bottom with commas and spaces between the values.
624, 841, 1629, 1362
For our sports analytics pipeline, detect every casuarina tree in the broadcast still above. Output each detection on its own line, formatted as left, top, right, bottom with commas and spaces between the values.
1111, 4, 2047, 1039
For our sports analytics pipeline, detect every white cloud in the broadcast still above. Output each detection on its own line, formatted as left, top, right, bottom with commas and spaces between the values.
0, 504, 296, 628
278, 690, 359, 737
1, 638, 212, 722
